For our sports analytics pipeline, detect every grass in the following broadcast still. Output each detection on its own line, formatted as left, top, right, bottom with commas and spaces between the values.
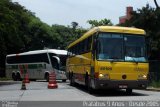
149, 80, 160, 88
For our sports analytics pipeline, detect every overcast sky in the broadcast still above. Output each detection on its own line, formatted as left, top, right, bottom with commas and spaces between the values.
12, 0, 160, 28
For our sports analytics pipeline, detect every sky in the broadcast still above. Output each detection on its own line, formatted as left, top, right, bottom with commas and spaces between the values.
12, 0, 160, 28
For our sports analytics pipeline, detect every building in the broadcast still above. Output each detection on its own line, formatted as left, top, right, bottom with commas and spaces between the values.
119, 6, 133, 24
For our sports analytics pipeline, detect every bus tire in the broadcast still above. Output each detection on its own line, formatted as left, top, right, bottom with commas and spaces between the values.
12, 73, 17, 81
30, 79, 36, 81
62, 79, 66, 82
70, 73, 75, 86
126, 89, 132, 95
88, 87, 94, 94
16, 73, 22, 81
68, 72, 71, 80
45, 73, 49, 82
85, 73, 89, 89
85, 74, 94, 94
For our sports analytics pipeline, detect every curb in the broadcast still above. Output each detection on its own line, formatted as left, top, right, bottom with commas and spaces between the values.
0, 81, 21, 85
145, 87, 160, 92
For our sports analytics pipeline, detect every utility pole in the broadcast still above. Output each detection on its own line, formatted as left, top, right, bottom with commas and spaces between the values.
154, 0, 159, 9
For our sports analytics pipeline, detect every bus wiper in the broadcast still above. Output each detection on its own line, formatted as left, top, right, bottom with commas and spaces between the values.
110, 59, 117, 63
126, 56, 138, 64
110, 58, 121, 63
132, 57, 138, 64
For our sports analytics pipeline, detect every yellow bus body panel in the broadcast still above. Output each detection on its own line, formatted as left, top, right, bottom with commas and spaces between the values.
67, 52, 92, 74
96, 61, 148, 80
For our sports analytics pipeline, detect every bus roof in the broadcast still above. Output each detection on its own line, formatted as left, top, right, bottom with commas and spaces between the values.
67, 26, 146, 48
7, 49, 67, 57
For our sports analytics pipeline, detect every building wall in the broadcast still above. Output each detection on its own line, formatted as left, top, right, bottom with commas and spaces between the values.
119, 6, 133, 24
126, 6, 133, 20
119, 16, 126, 24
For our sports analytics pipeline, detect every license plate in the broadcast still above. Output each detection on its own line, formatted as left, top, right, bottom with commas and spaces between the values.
119, 85, 128, 88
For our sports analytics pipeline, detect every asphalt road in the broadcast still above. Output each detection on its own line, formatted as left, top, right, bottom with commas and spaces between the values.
0, 81, 160, 107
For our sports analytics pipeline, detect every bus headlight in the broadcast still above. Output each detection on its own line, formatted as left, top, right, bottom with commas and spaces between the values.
99, 74, 103, 77
138, 74, 147, 79
99, 73, 110, 79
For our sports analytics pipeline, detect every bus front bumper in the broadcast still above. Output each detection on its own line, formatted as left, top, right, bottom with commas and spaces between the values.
93, 79, 148, 89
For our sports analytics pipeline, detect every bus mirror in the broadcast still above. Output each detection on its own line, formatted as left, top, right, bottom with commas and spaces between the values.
52, 56, 60, 70
52, 56, 60, 63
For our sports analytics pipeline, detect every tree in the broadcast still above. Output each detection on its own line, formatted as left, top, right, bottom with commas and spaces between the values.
87, 18, 113, 28
0, 0, 56, 76
51, 24, 86, 49
71, 22, 78, 30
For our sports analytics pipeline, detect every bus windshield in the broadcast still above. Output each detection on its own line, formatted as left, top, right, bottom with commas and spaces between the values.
97, 33, 147, 62
59, 55, 67, 71
49, 53, 67, 71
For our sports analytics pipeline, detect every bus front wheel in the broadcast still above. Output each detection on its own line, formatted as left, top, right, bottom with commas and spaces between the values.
126, 89, 132, 95
45, 73, 49, 82
62, 79, 66, 82
70, 73, 75, 86
16, 73, 22, 81
12, 73, 17, 81
85, 75, 94, 94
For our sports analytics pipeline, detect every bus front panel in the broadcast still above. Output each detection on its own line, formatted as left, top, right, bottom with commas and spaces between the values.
93, 61, 148, 89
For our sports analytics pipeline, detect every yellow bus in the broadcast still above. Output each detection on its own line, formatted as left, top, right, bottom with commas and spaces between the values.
66, 26, 149, 94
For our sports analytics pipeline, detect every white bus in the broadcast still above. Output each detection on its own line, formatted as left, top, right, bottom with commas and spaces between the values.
5, 49, 67, 82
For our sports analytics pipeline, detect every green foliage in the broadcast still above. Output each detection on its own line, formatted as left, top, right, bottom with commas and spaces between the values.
149, 80, 160, 88
1, 0, 28, 54
71, 22, 78, 30
0, 0, 86, 53
51, 24, 86, 49
87, 18, 113, 28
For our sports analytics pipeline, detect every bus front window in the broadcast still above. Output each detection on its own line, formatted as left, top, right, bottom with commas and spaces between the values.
50, 56, 59, 70
97, 33, 124, 61
59, 55, 67, 71
96, 33, 147, 62
124, 35, 147, 62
